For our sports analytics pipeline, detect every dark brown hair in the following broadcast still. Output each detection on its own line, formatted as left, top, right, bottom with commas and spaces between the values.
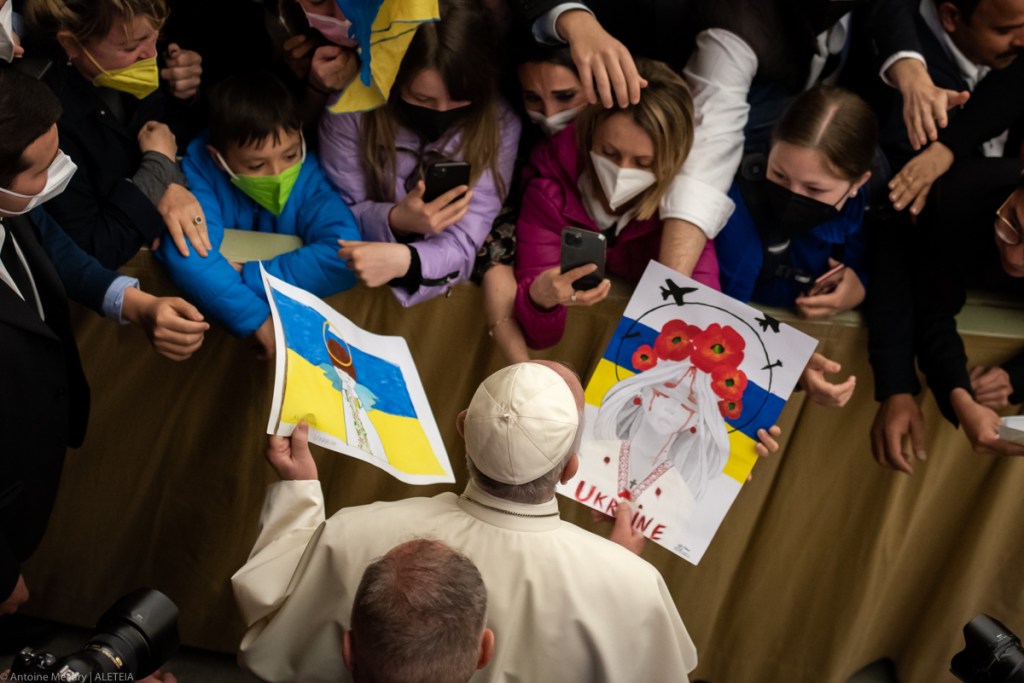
0, 70, 63, 187
772, 86, 879, 181
358, 0, 503, 201
207, 72, 301, 152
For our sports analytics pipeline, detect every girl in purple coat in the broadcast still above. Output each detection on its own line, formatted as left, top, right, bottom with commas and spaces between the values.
514, 59, 720, 349
319, 0, 519, 306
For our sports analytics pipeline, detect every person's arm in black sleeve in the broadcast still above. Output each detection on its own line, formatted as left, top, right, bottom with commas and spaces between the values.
862, 0, 922, 68
0, 530, 21, 614
1002, 351, 1024, 405
865, 209, 923, 401
866, 0, 974, 150
509, 0, 570, 26
43, 135, 166, 270
939, 57, 1024, 159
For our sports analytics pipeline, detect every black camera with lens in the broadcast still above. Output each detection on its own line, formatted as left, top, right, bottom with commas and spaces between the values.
951, 615, 1024, 683
9, 588, 179, 681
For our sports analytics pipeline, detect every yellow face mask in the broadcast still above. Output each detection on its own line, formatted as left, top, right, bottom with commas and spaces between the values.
83, 47, 159, 99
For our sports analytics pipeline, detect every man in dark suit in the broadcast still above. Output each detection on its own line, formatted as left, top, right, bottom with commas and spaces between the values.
865, 0, 1024, 472
0, 69, 207, 618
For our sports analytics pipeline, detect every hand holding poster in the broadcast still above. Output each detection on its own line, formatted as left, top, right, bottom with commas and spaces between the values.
558, 261, 817, 563
262, 268, 453, 485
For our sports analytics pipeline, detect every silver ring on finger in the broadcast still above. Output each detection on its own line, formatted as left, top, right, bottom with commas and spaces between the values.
193, 215, 203, 225
570, 292, 577, 303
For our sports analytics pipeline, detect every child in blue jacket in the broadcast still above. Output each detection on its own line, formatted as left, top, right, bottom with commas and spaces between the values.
157, 72, 359, 356
716, 86, 876, 317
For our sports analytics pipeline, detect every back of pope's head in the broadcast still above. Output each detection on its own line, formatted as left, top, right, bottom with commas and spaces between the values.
462, 362, 583, 504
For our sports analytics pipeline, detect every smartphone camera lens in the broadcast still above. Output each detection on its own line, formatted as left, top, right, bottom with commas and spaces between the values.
565, 232, 581, 246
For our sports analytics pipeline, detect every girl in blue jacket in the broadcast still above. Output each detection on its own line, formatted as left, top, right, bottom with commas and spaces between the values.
716, 86, 877, 318
157, 72, 359, 357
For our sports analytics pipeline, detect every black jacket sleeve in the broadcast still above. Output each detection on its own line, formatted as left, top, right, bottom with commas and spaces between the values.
861, 0, 923, 72
939, 58, 1024, 159
43, 132, 165, 270
865, 209, 924, 401
508, 0, 571, 27
1002, 351, 1024, 405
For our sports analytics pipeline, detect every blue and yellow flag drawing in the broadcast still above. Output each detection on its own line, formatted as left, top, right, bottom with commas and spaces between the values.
263, 269, 453, 485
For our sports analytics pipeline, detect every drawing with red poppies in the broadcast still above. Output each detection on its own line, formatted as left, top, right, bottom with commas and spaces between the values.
560, 260, 817, 563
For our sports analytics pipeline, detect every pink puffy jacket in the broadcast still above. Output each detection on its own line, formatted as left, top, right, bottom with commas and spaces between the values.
514, 123, 720, 349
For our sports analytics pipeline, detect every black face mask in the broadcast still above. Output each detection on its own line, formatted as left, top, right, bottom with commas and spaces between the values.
392, 98, 472, 143
746, 179, 845, 251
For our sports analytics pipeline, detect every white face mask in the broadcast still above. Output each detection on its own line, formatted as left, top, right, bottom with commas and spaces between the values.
589, 151, 656, 211
303, 10, 357, 47
0, 1, 17, 64
527, 106, 582, 137
0, 151, 78, 216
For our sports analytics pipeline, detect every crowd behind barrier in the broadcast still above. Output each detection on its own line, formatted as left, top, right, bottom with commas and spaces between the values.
5, 0, 1024, 680
19, 251, 1024, 683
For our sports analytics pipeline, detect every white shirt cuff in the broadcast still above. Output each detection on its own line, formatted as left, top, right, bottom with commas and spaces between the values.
880, 51, 927, 88
659, 176, 736, 240
533, 3, 592, 45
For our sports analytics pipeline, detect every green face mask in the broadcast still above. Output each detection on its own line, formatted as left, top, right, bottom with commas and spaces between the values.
83, 48, 159, 99
215, 140, 305, 216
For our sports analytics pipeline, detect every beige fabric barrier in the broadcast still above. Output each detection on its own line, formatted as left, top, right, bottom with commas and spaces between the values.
22, 252, 1024, 683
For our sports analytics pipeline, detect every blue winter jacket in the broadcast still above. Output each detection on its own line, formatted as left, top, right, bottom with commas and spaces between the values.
716, 182, 867, 308
157, 135, 360, 337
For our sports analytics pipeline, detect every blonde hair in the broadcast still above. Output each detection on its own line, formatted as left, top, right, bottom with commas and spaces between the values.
25, 0, 168, 44
574, 58, 695, 221
358, 0, 504, 202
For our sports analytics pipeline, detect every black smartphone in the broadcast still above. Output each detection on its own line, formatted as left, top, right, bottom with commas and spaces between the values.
266, 0, 327, 50
423, 161, 471, 203
560, 227, 607, 291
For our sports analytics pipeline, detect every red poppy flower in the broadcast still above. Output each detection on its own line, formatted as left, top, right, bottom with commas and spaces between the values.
654, 319, 699, 361
631, 344, 658, 372
711, 365, 748, 400
692, 323, 745, 372
718, 398, 743, 420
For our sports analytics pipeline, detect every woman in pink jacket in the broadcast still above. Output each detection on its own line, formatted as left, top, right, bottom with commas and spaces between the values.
514, 59, 719, 349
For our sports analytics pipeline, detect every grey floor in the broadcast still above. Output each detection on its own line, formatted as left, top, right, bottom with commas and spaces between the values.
0, 620, 901, 682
